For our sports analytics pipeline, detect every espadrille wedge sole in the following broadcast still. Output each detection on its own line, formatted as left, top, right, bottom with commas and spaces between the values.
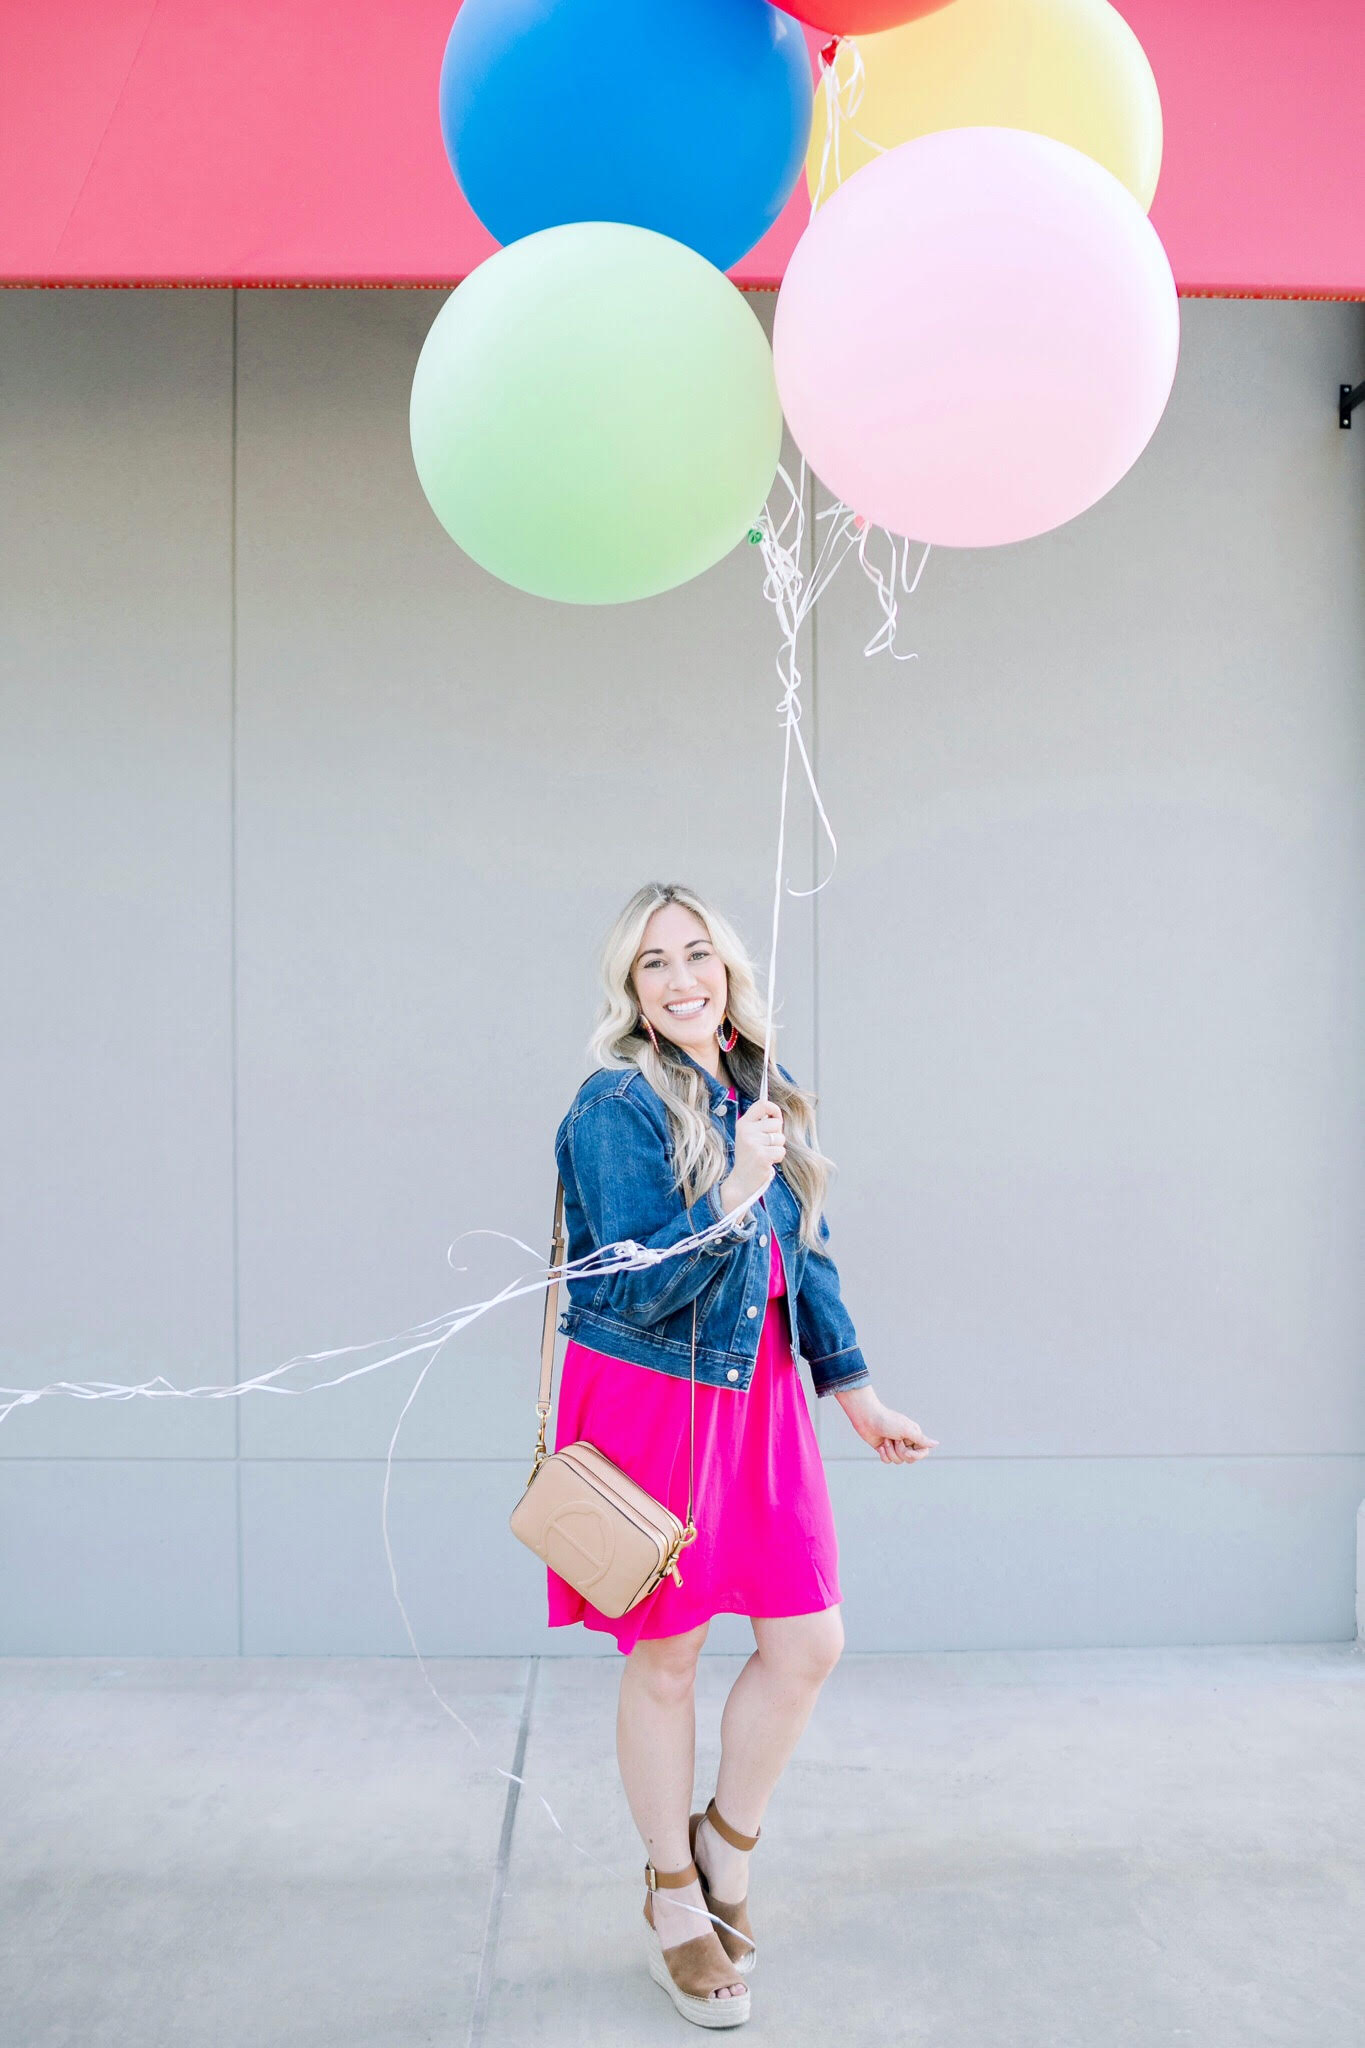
689, 1799, 761, 1974
642, 1854, 751, 2028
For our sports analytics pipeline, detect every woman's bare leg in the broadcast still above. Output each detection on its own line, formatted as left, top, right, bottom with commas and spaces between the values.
695, 1607, 846, 1904
616, 1619, 746, 1999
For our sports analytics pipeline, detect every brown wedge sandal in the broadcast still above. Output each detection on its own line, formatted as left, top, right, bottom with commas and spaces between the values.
642, 1853, 752, 2028
688, 1798, 761, 1974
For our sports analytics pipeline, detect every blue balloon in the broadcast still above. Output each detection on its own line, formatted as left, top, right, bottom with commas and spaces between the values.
440, 0, 813, 274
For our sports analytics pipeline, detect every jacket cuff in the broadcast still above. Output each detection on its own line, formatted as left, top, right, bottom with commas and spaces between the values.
810, 1346, 872, 1397
815, 1370, 872, 1398
699, 1180, 759, 1247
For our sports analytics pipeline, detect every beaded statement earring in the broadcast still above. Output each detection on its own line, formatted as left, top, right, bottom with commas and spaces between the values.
717, 1014, 739, 1052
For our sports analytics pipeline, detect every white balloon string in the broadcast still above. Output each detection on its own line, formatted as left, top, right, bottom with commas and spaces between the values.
858, 527, 932, 661
748, 465, 931, 1096
811, 39, 887, 214
0, 1205, 765, 1430
752, 461, 844, 1100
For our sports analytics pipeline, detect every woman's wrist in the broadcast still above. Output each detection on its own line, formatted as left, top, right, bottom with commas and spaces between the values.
718, 1171, 763, 1223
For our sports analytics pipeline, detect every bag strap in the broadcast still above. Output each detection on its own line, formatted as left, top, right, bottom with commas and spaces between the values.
536, 1177, 567, 1418
536, 1175, 698, 1538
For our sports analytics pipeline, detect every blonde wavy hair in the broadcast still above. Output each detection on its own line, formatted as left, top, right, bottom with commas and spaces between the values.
586, 881, 836, 1252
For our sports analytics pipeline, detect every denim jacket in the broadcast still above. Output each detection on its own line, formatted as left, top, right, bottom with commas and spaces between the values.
553, 1049, 872, 1399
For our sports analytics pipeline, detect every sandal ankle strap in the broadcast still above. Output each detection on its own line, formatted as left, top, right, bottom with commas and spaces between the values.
644, 1856, 699, 1891
705, 1798, 761, 1852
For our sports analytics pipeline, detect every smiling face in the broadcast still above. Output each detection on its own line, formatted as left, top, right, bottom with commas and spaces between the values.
631, 901, 729, 1063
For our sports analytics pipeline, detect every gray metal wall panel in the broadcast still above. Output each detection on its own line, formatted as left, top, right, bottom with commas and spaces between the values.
0, 1460, 239, 1655
2, 289, 1362, 1654
0, 290, 236, 1466
813, 301, 1365, 1476
827, 1454, 1365, 1651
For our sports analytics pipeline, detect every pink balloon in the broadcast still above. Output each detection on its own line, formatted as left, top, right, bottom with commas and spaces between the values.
773, 127, 1180, 547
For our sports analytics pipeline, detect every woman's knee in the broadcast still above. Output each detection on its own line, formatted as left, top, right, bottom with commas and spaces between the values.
754, 1607, 845, 1687
626, 1620, 708, 1701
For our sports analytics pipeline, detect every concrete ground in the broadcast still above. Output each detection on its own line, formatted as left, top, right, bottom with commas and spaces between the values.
1, 1644, 1362, 2048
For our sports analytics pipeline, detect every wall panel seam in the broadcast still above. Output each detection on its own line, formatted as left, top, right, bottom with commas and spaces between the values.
230, 287, 244, 1657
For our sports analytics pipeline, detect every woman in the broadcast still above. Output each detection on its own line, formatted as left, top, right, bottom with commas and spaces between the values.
549, 881, 936, 2028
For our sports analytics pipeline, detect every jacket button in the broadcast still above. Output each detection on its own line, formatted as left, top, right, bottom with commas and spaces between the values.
746, 1305, 758, 1319
727, 1368, 739, 1381
759, 1233, 768, 1247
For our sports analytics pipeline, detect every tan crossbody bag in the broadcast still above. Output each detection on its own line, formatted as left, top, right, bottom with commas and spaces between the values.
508, 1177, 700, 1618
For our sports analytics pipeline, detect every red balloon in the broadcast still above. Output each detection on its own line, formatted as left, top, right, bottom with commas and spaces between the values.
775, 1, 954, 33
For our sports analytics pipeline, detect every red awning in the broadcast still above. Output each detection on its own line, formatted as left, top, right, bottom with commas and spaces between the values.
1, 0, 1362, 297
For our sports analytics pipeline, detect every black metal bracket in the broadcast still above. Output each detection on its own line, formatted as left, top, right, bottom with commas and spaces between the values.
1340, 382, 1365, 428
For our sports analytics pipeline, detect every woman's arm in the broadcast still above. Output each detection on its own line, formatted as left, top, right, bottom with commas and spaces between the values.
560, 1090, 757, 1328
794, 1210, 874, 1398
756, 1062, 874, 1398
772, 1061, 937, 1463
795, 1212, 937, 1459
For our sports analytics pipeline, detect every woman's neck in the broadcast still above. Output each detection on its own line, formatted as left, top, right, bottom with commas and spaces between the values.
682, 1041, 723, 1083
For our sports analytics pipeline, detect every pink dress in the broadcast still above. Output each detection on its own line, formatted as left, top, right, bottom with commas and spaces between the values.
546, 1087, 842, 1654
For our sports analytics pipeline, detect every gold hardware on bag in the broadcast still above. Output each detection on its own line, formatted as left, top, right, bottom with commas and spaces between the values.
508, 1175, 705, 1619
527, 1400, 551, 1490
662, 1519, 699, 1588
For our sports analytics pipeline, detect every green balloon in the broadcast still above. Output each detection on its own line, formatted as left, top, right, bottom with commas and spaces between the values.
409, 222, 783, 605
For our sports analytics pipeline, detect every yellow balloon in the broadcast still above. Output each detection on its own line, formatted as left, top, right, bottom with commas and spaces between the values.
807, 0, 1163, 214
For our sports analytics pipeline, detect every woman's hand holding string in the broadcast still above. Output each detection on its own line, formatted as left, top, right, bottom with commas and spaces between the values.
718, 1099, 786, 1220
